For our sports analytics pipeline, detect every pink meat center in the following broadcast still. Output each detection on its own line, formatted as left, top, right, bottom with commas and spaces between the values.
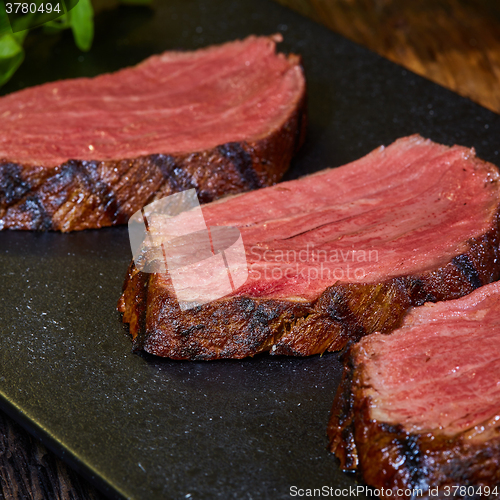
201, 135, 500, 300
359, 281, 500, 436
0, 36, 304, 166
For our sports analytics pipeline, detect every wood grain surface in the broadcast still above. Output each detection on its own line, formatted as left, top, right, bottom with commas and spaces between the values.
0, 412, 106, 500
2, 0, 500, 499
274, 0, 500, 114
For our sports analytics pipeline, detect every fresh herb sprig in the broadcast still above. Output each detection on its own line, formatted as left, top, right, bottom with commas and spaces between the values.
0, 0, 151, 86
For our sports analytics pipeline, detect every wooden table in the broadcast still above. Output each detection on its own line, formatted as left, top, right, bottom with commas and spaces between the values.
2, 0, 500, 498
275, 0, 500, 114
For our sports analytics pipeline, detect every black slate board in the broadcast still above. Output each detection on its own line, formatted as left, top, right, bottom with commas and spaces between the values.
1, 0, 500, 499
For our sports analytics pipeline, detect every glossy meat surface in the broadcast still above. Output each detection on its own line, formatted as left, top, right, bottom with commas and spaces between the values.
0, 36, 304, 166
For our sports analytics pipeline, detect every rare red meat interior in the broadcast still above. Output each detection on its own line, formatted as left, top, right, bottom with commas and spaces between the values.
328, 280, 500, 496
0, 35, 306, 231
118, 135, 500, 359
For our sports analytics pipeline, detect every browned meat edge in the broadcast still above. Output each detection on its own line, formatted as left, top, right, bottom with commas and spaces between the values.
0, 85, 306, 232
327, 348, 500, 499
118, 209, 500, 360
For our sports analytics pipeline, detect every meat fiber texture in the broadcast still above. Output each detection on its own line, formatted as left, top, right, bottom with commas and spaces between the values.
328, 280, 500, 498
118, 135, 500, 360
0, 35, 306, 231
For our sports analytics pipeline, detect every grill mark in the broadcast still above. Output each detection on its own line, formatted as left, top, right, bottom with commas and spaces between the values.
179, 324, 205, 337
80, 161, 122, 222
399, 434, 426, 486
112, 158, 158, 207
452, 254, 482, 289
326, 297, 366, 348
47, 161, 81, 191
218, 142, 262, 190
153, 154, 197, 194
41, 161, 122, 226
0, 163, 31, 207
409, 278, 437, 306
19, 195, 52, 230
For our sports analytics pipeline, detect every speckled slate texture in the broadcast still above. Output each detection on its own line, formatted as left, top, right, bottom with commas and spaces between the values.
1, 0, 500, 498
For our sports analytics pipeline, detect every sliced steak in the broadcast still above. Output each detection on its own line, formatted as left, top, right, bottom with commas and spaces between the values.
118, 135, 500, 360
328, 280, 500, 498
0, 35, 306, 231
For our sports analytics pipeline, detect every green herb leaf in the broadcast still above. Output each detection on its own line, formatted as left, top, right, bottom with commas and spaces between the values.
0, 0, 97, 86
0, 2, 12, 37
43, 13, 71, 33
0, 33, 25, 86
68, 0, 94, 51
11, 12, 36, 38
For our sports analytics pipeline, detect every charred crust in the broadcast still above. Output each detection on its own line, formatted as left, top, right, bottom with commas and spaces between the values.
18, 195, 52, 230
407, 278, 437, 306
151, 154, 197, 195
397, 434, 426, 488
0, 163, 30, 207
179, 324, 205, 337
238, 297, 256, 313
121, 276, 314, 360
327, 351, 358, 470
452, 254, 483, 289
0, 83, 306, 232
218, 142, 262, 190
117, 262, 150, 351
119, 207, 500, 361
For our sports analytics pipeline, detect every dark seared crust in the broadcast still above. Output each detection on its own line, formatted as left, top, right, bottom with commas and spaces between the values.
118, 210, 500, 360
0, 85, 307, 232
327, 350, 359, 471
327, 347, 500, 499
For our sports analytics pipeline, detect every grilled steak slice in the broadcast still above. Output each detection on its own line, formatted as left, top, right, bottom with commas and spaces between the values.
118, 135, 500, 360
328, 280, 500, 498
0, 35, 306, 231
